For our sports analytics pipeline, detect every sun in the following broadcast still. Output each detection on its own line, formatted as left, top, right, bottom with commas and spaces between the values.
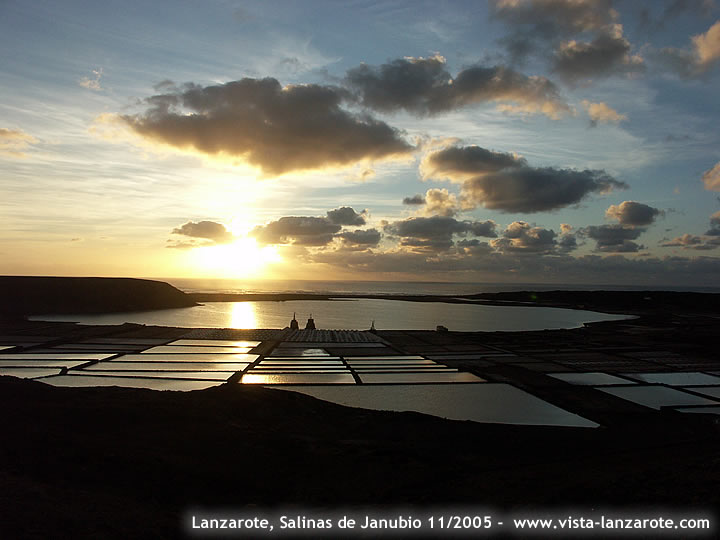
192, 237, 281, 278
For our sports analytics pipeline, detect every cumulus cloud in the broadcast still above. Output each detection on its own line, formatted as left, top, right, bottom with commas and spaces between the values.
581, 100, 627, 127
251, 216, 342, 246
423, 145, 627, 213
553, 24, 645, 84
345, 55, 571, 119
168, 220, 234, 248
172, 220, 234, 242
580, 224, 645, 252
422, 188, 460, 217
491, 221, 562, 254
706, 210, 720, 235
657, 20, 720, 78
702, 161, 720, 191
403, 194, 426, 205
660, 233, 720, 250
693, 19, 720, 67
0, 127, 37, 158
336, 228, 382, 249
383, 216, 497, 252
79, 68, 103, 91
605, 201, 662, 226
120, 78, 413, 176
326, 206, 366, 226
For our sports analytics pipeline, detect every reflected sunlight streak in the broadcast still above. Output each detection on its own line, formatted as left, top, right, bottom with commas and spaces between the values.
230, 302, 258, 329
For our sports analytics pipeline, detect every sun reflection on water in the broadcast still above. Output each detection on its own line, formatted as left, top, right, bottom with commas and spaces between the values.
230, 302, 258, 329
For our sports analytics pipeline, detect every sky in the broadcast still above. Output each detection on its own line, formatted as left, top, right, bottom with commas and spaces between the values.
1, 0, 720, 286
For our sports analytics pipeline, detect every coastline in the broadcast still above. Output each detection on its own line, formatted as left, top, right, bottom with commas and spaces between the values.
3, 277, 719, 320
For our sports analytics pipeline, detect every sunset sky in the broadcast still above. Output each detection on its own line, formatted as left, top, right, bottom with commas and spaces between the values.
1, 0, 720, 285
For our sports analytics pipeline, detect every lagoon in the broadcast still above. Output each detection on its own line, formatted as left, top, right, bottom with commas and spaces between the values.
32, 298, 627, 331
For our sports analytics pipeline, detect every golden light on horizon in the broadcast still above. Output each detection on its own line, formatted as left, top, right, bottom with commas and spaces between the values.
191, 238, 282, 279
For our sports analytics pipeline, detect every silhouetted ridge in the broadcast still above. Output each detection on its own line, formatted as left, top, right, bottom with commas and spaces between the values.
0, 276, 197, 316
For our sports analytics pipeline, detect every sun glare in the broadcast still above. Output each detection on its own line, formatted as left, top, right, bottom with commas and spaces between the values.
192, 238, 281, 278
230, 301, 258, 328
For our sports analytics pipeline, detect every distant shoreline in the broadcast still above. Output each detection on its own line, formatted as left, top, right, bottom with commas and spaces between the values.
188, 289, 720, 317
2, 276, 720, 318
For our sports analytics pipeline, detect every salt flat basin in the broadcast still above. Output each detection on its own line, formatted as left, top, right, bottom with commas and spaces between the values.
31, 299, 629, 331
273, 383, 599, 427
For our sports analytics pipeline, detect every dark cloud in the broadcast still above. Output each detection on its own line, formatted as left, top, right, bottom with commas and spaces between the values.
468, 220, 499, 237
558, 232, 579, 253
345, 56, 570, 118
490, 0, 617, 38
171, 220, 233, 244
706, 210, 720, 235
491, 221, 559, 254
326, 206, 366, 226
336, 228, 382, 248
490, 1, 644, 84
402, 194, 426, 205
251, 216, 341, 246
424, 145, 626, 213
121, 78, 413, 176
580, 224, 645, 252
605, 201, 662, 226
383, 216, 497, 252
552, 26, 645, 84
491, 0, 616, 65
660, 233, 720, 250
421, 145, 524, 181
456, 238, 493, 256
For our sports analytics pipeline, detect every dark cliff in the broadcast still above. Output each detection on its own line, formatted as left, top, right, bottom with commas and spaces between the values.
0, 276, 197, 316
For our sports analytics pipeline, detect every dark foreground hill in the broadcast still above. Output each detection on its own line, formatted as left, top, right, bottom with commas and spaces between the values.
0, 376, 718, 539
0, 276, 196, 317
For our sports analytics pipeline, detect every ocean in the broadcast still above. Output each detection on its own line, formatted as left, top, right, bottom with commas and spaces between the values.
162, 278, 720, 296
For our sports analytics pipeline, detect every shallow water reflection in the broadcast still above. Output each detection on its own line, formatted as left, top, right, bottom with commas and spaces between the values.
32, 299, 629, 331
